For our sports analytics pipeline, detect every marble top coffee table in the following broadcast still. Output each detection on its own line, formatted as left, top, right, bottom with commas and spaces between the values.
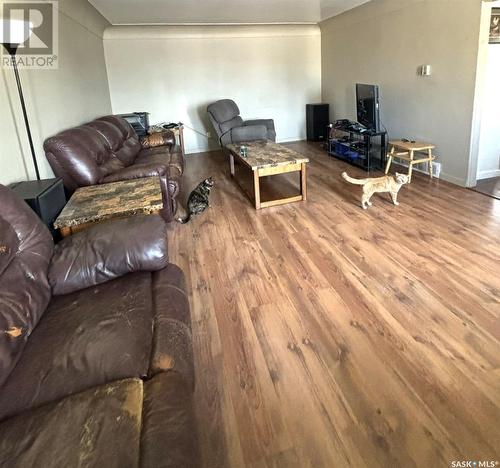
226, 141, 309, 209
54, 177, 163, 237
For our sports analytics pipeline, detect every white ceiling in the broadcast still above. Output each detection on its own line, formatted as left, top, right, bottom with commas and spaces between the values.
88, 0, 370, 25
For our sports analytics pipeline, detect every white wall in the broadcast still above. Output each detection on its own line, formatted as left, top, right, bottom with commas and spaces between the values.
103, 25, 322, 154
320, 0, 482, 186
0, 0, 112, 185
476, 45, 500, 180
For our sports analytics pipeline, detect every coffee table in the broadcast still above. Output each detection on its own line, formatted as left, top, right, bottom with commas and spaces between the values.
54, 177, 163, 237
226, 141, 309, 209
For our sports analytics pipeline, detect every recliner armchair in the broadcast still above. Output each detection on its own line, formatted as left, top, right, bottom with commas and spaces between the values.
207, 99, 276, 146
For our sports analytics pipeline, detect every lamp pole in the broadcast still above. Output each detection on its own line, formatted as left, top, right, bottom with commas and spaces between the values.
2, 43, 41, 180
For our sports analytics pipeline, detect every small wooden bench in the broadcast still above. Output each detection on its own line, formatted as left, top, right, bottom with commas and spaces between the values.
385, 140, 436, 183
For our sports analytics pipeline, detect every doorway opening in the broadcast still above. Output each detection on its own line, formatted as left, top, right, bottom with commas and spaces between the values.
469, 2, 500, 199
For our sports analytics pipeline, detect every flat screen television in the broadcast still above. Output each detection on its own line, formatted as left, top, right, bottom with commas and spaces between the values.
356, 84, 380, 133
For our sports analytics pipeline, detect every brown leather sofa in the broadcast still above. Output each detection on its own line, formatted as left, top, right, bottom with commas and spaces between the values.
0, 184, 199, 467
43, 115, 183, 222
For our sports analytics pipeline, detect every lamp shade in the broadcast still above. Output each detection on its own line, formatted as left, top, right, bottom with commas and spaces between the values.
0, 19, 32, 46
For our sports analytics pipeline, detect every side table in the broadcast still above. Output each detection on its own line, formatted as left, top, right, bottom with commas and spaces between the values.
149, 123, 185, 158
385, 140, 436, 183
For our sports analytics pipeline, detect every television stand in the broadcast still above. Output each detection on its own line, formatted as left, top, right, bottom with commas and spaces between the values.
328, 125, 387, 172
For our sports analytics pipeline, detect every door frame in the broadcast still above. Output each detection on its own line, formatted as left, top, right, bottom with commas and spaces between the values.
467, 0, 500, 187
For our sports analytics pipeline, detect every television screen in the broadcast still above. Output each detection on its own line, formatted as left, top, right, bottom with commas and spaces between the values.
356, 84, 380, 133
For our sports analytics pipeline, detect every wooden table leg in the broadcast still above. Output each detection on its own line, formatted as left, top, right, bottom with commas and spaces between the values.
385, 147, 394, 174
428, 148, 433, 178
230, 152, 235, 177
254, 170, 261, 210
300, 163, 307, 201
60, 226, 72, 237
408, 150, 414, 183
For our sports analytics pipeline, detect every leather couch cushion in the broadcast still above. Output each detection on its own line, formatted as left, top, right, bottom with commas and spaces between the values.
137, 146, 171, 160
86, 120, 141, 167
0, 272, 154, 421
86, 121, 124, 153
44, 127, 118, 188
141, 372, 199, 468
167, 173, 181, 199
100, 162, 167, 183
0, 379, 143, 467
136, 151, 183, 180
136, 149, 170, 165
0, 185, 53, 388
150, 266, 194, 388
49, 215, 169, 296
169, 146, 185, 172
0, 217, 17, 277
97, 116, 142, 166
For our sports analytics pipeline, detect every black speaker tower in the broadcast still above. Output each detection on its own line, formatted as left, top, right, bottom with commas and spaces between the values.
306, 103, 330, 142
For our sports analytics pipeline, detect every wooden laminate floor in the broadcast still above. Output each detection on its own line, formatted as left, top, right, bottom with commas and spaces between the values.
474, 176, 500, 200
169, 141, 500, 468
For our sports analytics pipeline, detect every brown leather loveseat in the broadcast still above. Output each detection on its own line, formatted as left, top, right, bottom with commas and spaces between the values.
43, 116, 183, 221
0, 184, 198, 466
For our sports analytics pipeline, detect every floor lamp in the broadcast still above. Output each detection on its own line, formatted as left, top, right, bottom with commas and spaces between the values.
0, 19, 40, 180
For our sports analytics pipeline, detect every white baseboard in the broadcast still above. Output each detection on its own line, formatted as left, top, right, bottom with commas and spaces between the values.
186, 146, 211, 155
439, 172, 467, 187
277, 136, 305, 143
477, 169, 500, 180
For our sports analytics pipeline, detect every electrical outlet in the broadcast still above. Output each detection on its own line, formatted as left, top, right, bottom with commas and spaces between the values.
206, 131, 211, 138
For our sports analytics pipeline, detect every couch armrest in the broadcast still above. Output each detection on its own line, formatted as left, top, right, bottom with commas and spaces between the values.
243, 119, 275, 133
100, 163, 167, 184
140, 130, 176, 150
230, 125, 267, 144
49, 215, 168, 295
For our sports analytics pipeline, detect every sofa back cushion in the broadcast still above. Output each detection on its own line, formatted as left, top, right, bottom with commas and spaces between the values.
96, 116, 142, 166
43, 116, 141, 191
44, 126, 119, 191
0, 185, 53, 388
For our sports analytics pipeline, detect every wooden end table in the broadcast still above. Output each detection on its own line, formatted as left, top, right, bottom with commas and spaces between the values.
226, 141, 309, 210
385, 140, 436, 183
54, 177, 163, 237
149, 124, 185, 157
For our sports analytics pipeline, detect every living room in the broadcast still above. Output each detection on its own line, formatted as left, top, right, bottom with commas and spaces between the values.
1, 0, 499, 467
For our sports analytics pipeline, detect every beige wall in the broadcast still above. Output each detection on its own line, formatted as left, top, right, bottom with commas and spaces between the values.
0, 0, 112, 185
103, 25, 322, 154
320, 0, 482, 186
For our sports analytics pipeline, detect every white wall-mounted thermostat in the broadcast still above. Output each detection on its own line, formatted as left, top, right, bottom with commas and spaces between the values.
420, 65, 432, 76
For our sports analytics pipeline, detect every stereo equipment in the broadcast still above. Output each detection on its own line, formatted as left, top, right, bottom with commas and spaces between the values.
118, 112, 150, 137
306, 103, 330, 142
10, 178, 66, 240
